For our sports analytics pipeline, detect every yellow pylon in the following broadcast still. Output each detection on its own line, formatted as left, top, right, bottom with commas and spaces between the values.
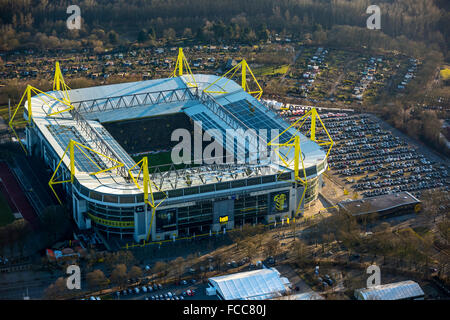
268, 107, 334, 215
128, 157, 168, 241
268, 134, 308, 215
53, 61, 71, 104
9, 85, 75, 155
203, 59, 263, 99
171, 48, 197, 88
284, 108, 334, 158
48, 139, 125, 204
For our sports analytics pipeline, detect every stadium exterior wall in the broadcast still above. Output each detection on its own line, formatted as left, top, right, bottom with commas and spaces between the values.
27, 120, 324, 243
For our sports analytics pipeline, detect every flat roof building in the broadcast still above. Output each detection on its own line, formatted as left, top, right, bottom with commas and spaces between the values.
338, 191, 421, 219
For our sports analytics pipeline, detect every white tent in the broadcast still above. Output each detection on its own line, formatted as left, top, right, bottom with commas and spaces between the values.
273, 291, 324, 300
354, 280, 425, 300
208, 268, 290, 300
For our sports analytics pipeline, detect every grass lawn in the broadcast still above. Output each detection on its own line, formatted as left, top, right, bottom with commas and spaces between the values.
133, 150, 201, 173
440, 67, 450, 81
133, 151, 173, 167
133, 151, 183, 172
0, 190, 15, 226
254, 64, 289, 76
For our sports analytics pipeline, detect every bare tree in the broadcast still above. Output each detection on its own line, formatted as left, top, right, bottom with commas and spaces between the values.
290, 240, 309, 266
43, 277, 74, 300
153, 261, 168, 278
110, 264, 127, 288
86, 269, 108, 290
127, 265, 143, 280
242, 239, 258, 262
422, 190, 449, 223
264, 239, 280, 259
171, 257, 185, 280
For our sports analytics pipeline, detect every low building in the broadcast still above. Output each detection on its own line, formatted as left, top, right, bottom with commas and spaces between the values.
207, 268, 291, 300
354, 280, 425, 300
338, 191, 421, 220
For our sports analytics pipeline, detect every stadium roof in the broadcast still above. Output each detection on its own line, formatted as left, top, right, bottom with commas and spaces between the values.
354, 281, 425, 300
208, 268, 290, 300
28, 74, 327, 195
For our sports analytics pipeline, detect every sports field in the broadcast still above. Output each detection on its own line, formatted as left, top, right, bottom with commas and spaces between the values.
133, 150, 199, 173
133, 151, 172, 166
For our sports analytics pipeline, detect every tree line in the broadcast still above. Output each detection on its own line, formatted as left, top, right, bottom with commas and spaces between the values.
0, 0, 447, 59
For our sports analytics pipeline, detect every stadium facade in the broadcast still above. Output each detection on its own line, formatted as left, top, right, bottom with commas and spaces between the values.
24, 72, 328, 243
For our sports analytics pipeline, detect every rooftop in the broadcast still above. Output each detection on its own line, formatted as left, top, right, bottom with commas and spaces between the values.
354, 280, 425, 300
28, 74, 326, 196
208, 268, 290, 300
338, 191, 420, 216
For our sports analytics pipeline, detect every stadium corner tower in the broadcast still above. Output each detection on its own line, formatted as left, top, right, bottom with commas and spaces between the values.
26, 73, 327, 243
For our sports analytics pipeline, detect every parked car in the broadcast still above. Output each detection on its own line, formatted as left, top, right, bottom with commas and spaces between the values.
324, 275, 334, 286
186, 289, 195, 296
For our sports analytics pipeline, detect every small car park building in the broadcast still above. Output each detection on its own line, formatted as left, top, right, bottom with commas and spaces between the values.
338, 191, 421, 220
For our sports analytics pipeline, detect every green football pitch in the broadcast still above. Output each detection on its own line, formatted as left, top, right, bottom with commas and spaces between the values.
132, 151, 198, 172
133, 151, 173, 167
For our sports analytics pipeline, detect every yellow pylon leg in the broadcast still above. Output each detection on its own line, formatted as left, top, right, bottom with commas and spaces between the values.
203, 59, 263, 99
171, 48, 197, 88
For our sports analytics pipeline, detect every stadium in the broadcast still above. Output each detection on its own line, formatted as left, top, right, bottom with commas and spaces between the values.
15, 50, 331, 244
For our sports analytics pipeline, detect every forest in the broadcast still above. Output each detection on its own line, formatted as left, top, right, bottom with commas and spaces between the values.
0, 0, 448, 59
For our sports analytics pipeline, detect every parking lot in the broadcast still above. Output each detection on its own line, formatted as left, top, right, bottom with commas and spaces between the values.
104, 279, 216, 301
282, 110, 449, 200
